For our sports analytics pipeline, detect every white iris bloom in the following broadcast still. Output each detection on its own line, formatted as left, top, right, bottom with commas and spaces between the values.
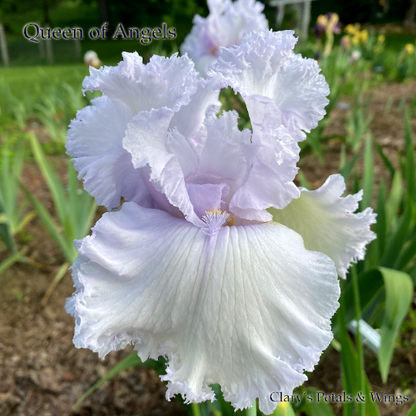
66, 31, 375, 415
181, 0, 268, 75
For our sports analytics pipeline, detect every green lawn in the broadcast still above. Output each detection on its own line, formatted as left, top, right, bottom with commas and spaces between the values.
0, 65, 88, 101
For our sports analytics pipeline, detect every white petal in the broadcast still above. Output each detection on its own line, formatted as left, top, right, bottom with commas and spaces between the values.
194, 54, 219, 78
123, 107, 202, 226
230, 157, 299, 222
170, 77, 221, 145
229, 96, 300, 221
270, 174, 377, 279
198, 111, 251, 190
66, 96, 150, 209
211, 30, 297, 96
186, 183, 229, 218
181, 0, 268, 76
68, 202, 339, 415
210, 30, 329, 141
83, 52, 198, 114
166, 128, 200, 178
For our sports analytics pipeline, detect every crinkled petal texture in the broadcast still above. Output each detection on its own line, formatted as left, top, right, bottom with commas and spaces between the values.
123, 107, 300, 226
82, 52, 198, 113
229, 95, 300, 221
181, 0, 268, 76
270, 174, 377, 279
67, 52, 221, 210
210, 30, 330, 141
170, 77, 221, 146
66, 96, 151, 209
67, 202, 340, 415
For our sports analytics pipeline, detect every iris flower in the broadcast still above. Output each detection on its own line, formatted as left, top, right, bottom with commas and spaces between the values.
66, 30, 376, 415
312, 13, 340, 40
180, 0, 268, 75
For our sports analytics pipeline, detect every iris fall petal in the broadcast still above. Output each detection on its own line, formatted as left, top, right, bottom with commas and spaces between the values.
67, 202, 340, 415
270, 174, 377, 279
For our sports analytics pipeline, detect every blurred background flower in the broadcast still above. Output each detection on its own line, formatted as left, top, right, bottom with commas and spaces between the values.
180, 0, 268, 75
405, 42, 415, 54
83, 50, 102, 68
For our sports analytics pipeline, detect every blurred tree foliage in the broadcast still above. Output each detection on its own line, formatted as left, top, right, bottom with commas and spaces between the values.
0, 0, 414, 39
0, 0, 208, 42
311, 0, 416, 25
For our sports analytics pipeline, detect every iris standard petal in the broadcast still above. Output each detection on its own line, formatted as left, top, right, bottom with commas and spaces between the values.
67, 202, 340, 415
210, 30, 329, 141
270, 174, 377, 279
66, 96, 151, 209
67, 53, 206, 210
198, 111, 250, 188
170, 78, 221, 146
123, 107, 203, 226
229, 96, 300, 221
181, 0, 268, 76
83, 52, 198, 113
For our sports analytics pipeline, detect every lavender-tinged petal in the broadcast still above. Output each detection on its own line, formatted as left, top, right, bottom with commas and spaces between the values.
186, 183, 229, 218
83, 52, 198, 114
210, 30, 329, 141
123, 108, 202, 227
181, 0, 268, 76
170, 77, 221, 146
66, 96, 151, 209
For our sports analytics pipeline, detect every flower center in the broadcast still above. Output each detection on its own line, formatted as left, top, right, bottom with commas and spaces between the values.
208, 47, 219, 56
202, 209, 234, 236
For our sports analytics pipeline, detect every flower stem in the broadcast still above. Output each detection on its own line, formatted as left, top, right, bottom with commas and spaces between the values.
352, 266, 365, 416
244, 401, 257, 416
191, 403, 201, 416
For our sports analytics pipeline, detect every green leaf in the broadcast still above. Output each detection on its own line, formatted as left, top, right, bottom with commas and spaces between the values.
272, 402, 296, 416
81, 200, 97, 238
42, 262, 70, 304
297, 170, 310, 190
408, 401, 416, 416
73, 353, 144, 410
68, 162, 80, 238
378, 267, 413, 382
25, 135, 96, 261
395, 232, 416, 271
385, 171, 403, 229
364, 375, 381, 416
0, 138, 26, 254
337, 290, 358, 416
303, 130, 325, 163
28, 134, 67, 222
339, 144, 347, 171
381, 209, 411, 268
21, 184, 76, 263
343, 269, 384, 324
404, 110, 415, 199
210, 385, 239, 416
374, 142, 395, 179
340, 152, 361, 185
361, 134, 374, 210
296, 388, 336, 416
0, 210, 16, 253
243, 403, 257, 416
0, 248, 26, 275
375, 180, 387, 257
